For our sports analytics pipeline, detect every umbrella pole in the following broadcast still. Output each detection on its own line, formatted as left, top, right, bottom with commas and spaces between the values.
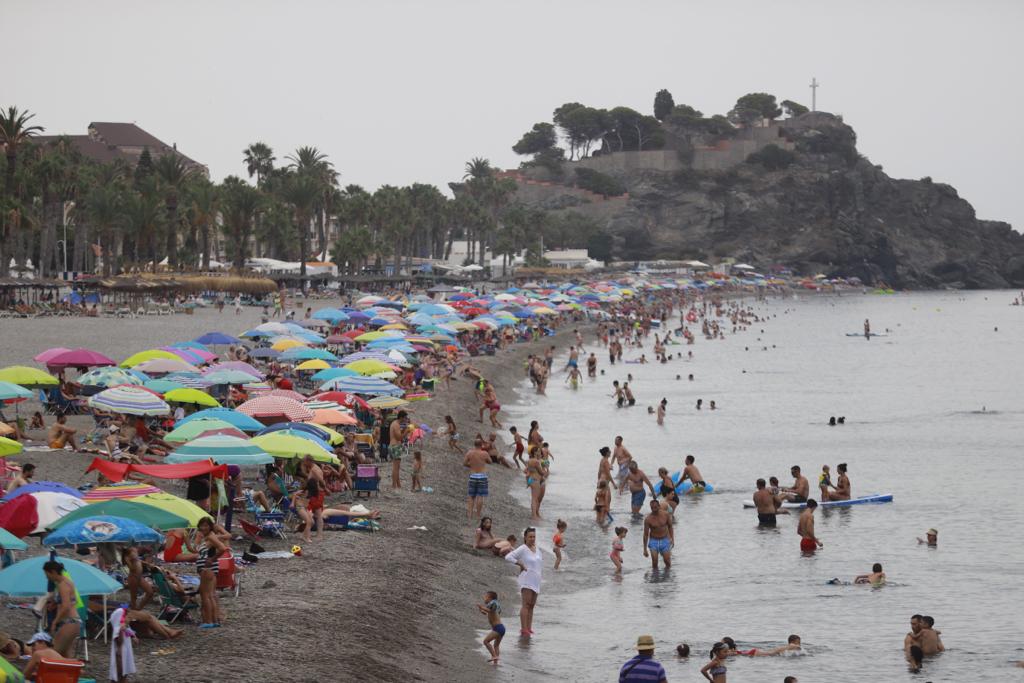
103, 595, 108, 644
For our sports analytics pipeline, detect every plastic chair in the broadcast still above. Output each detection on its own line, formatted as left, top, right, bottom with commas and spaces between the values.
37, 658, 85, 682
216, 554, 241, 597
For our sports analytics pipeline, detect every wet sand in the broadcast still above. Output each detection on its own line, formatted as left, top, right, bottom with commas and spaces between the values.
1, 304, 561, 682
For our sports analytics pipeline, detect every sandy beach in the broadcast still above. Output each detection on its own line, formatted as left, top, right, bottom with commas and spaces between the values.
0, 304, 561, 682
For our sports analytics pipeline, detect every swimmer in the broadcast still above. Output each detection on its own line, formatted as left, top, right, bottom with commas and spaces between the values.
680, 455, 706, 492
854, 563, 886, 585
743, 634, 802, 656
917, 528, 938, 546
657, 399, 667, 425
676, 643, 690, 658
797, 499, 822, 551
709, 400, 716, 410
696, 398, 702, 410
688, 374, 694, 381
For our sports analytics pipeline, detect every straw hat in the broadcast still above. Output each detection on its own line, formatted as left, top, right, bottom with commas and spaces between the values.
635, 634, 656, 650
927, 528, 938, 536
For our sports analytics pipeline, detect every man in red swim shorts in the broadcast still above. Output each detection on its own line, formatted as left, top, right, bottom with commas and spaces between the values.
797, 499, 823, 552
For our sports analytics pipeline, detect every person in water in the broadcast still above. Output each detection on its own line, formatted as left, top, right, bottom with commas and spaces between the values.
917, 528, 938, 546
680, 455, 706, 492
552, 519, 567, 570
642, 499, 673, 570
701, 641, 729, 681
830, 463, 851, 501
753, 478, 787, 527
797, 499, 822, 551
741, 634, 802, 656
610, 526, 627, 573
477, 590, 505, 664
624, 461, 657, 515
854, 562, 886, 585
782, 466, 809, 503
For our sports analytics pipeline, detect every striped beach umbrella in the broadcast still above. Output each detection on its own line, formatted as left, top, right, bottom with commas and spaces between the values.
319, 375, 403, 396
164, 418, 244, 443
84, 483, 164, 501
79, 367, 143, 388
87, 386, 170, 416
164, 435, 273, 466
237, 396, 314, 422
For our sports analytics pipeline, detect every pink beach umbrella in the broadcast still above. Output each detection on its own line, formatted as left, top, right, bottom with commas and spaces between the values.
205, 362, 264, 380
135, 358, 201, 375
237, 396, 314, 422
44, 348, 117, 368
33, 347, 72, 364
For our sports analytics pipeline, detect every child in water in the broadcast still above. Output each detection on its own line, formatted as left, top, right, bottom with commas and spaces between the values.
477, 591, 505, 664
819, 465, 832, 501
552, 520, 567, 569
610, 527, 627, 573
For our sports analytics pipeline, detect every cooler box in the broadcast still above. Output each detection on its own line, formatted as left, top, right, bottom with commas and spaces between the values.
354, 464, 380, 498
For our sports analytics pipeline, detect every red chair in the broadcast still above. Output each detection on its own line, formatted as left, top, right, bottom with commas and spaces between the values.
216, 553, 241, 597
37, 658, 85, 683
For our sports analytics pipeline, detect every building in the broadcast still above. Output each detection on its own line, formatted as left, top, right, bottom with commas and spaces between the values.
33, 122, 207, 175
544, 249, 602, 270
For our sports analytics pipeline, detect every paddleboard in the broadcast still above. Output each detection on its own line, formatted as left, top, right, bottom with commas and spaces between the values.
666, 470, 714, 495
742, 493, 893, 509
845, 333, 888, 338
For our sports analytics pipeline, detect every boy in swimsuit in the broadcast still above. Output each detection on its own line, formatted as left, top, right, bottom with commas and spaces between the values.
797, 500, 822, 551
509, 426, 525, 469
552, 520, 567, 570
477, 591, 505, 663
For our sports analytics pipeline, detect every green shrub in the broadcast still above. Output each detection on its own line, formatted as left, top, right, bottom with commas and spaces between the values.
746, 144, 796, 170
574, 168, 626, 197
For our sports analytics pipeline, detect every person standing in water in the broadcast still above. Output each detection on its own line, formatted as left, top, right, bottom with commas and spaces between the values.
680, 455, 707, 492
505, 527, 542, 637
643, 499, 674, 570
864, 318, 871, 339
797, 499, 823, 552
624, 461, 657, 515
753, 478, 785, 527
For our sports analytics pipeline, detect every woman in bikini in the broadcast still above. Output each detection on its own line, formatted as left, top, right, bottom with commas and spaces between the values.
195, 516, 228, 628
43, 560, 81, 656
701, 642, 729, 682
656, 467, 680, 513
525, 447, 545, 520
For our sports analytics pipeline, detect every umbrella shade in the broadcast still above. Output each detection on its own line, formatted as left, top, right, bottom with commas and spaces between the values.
128, 493, 208, 527
237, 396, 314, 421
194, 332, 242, 345
295, 359, 331, 371
343, 359, 395, 375
79, 367, 143, 388
49, 499, 188, 531
2, 482, 82, 503
143, 378, 188, 394
0, 492, 85, 536
204, 370, 260, 385
177, 408, 264, 432
33, 347, 72, 363
0, 381, 33, 402
309, 409, 358, 426
366, 396, 409, 409
83, 483, 163, 501
280, 347, 337, 361
120, 349, 182, 368
0, 366, 58, 388
311, 308, 349, 322
210, 361, 264, 379
165, 435, 273, 466
0, 555, 122, 597
311, 368, 357, 382
0, 437, 23, 457
0, 527, 28, 550
257, 422, 332, 440
164, 388, 220, 408
319, 376, 403, 396
43, 515, 164, 548
135, 358, 201, 375
248, 348, 281, 359
88, 386, 170, 416
44, 348, 116, 368
250, 433, 339, 463
271, 339, 306, 351
164, 418, 242, 443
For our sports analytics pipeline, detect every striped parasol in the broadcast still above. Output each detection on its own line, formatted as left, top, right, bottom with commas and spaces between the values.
87, 386, 170, 416
236, 396, 314, 421
304, 400, 343, 411
79, 367, 144, 388
164, 435, 274, 466
266, 389, 307, 402
318, 375, 403, 396
84, 482, 164, 501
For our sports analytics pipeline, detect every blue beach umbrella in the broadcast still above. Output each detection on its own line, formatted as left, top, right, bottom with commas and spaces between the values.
42, 515, 163, 548
0, 555, 122, 596
171, 341, 211, 353
195, 332, 242, 346
2, 482, 83, 503
257, 422, 332, 442
205, 370, 261, 385
280, 347, 337, 361
144, 378, 188, 394
165, 435, 273, 466
176, 407, 264, 431
312, 308, 350, 322
248, 348, 281, 359
0, 527, 28, 550
312, 367, 358, 382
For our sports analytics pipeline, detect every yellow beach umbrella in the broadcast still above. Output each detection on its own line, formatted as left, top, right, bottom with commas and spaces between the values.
128, 492, 209, 526
295, 359, 331, 371
367, 396, 409, 409
343, 359, 394, 375
0, 436, 24, 456
164, 388, 221, 408
0, 365, 59, 387
379, 323, 408, 330
353, 331, 396, 343
250, 433, 339, 464
271, 339, 306, 351
120, 349, 182, 369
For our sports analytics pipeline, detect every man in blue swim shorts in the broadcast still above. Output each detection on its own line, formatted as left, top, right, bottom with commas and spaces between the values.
624, 461, 657, 515
464, 439, 491, 520
643, 499, 674, 570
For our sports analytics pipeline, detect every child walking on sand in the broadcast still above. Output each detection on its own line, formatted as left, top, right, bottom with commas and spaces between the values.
610, 527, 627, 573
443, 416, 463, 454
552, 520, 567, 569
412, 451, 424, 492
477, 591, 505, 664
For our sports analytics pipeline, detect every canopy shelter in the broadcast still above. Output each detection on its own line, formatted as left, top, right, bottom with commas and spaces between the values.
85, 458, 228, 484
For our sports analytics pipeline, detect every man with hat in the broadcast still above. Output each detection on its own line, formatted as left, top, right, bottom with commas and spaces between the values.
22, 631, 74, 680
619, 634, 667, 682
917, 528, 938, 547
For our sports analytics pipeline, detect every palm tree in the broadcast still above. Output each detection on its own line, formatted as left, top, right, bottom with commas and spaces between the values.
0, 106, 45, 276
153, 153, 198, 269
121, 190, 164, 271
286, 146, 336, 258
188, 178, 220, 270
463, 157, 493, 181
242, 142, 275, 188
279, 171, 320, 291
371, 185, 412, 274
219, 176, 260, 270
86, 184, 123, 276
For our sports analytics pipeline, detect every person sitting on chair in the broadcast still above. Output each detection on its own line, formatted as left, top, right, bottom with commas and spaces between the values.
21, 631, 74, 681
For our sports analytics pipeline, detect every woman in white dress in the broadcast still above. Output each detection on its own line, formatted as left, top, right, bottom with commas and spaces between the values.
505, 527, 542, 636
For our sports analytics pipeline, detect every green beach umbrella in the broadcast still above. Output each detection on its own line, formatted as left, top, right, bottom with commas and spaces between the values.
0, 527, 28, 551
119, 349, 181, 369
0, 366, 58, 388
49, 499, 189, 531
0, 437, 23, 457
164, 418, 241, 443
164, 387, 221, 408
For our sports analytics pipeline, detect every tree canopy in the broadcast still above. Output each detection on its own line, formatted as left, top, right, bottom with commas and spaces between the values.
653, 89, 675, 121
728, 93, 783, 125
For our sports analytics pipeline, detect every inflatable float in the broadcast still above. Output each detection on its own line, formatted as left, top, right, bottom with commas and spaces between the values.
664, 470, 714, 495
741, 493, 893, 509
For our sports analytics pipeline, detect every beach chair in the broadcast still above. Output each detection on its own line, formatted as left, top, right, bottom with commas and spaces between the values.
36, 658, 85, 682
216, 554, 241, 597
151, 569, 198, 624
353, 464, 380, 498
353, 433, 376, 461
252, 511, 288, 539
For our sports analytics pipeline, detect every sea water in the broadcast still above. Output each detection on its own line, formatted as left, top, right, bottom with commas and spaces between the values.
500, 291, 1024, 682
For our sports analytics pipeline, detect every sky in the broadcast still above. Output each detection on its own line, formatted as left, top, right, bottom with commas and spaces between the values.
7, 0, 1023, 230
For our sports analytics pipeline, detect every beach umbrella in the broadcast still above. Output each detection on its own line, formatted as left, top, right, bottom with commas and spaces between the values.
252, 322, 292, 335
164, 418, 243, 443
309, 408, 358, 426
160, 346, 214, 364
343, 359, 396, 376
0, 438, 23, 457
338, 351, 393, 364
237, 396, 314, 422
163, 374, 213, 389
171, 341, 211, 352
366, 396, 409, 409
176, 408, 264, 431
0, 555, 122, 597
126, 493, 209, 526
2, 482, 82, 503
319, 376, 403, 396
164, 388, 220, 408
303, 399, 342, 411
43, 515, 164, 548
120, 349, 182, 368
250, 433, 338, 464
311, 308, 349, 322
79, 367, 143, 388
311, 367, 357, 382
0, 492, 85, 536
271, 339, 306, 351
135, 358, 201, 375
294, 359, 330, 371
43, 348, 116, 368
143, 378, 187, 394
281, 347, 337, 361
33, 347, 72, 364
88, 386, 170, 416
0, 381, 33, 403
0, 366, 58, 388
209, 361, 264, 379
84, 483, 164, 502
49, 499, 188, 531
257, 422, 332, 440
0, 527, 27, 550
194, 332, 242, 346
266, 389, 307, 402
165, 435, 273, 466
204, 370, 259, 385
248, 348, 281, 359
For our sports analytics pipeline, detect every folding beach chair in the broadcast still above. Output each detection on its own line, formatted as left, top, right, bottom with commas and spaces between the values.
151, 569, 198, 624
353, 464, 380, 498
216, 554, 241, 598
36, 658, 85, 682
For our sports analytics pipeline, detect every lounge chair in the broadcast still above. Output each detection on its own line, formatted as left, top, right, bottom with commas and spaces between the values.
151, 568, 198, 624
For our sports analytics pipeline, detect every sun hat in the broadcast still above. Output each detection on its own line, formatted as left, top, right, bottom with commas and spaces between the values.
635, 634, 655, 650
927, 528, 938, 536
27, 631, 52, 645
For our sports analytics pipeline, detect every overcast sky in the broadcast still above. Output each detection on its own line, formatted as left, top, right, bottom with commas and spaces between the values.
7, 0, 1022, 230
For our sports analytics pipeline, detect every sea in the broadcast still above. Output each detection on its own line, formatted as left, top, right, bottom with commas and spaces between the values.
500, 290, 1024, 682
